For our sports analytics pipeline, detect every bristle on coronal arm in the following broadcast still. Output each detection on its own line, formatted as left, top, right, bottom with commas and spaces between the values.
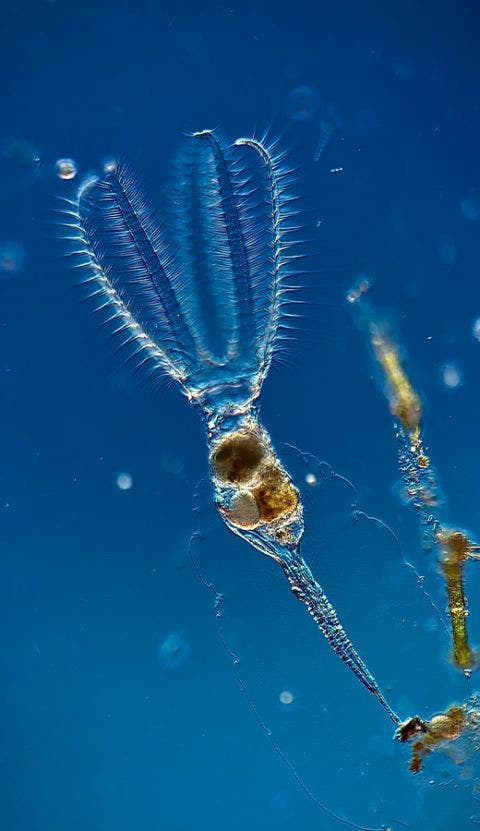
77, 163, 196, 377
235, 137, 304, 380
66, 175, 190, 388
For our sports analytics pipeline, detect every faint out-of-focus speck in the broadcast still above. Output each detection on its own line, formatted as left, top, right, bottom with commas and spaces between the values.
0, 137, 40, 190
279, 689, 294, 705
441, 362, 462, 390
438, 237, 456, 264
285, 85, 320, 122
472, 318, 480, 341
305, 472, 317, 486
175, 30, 204, 57
270, 789, 296, 821
0, 241, 26, 276
423, 617, 440, 633
161, 452, 184, 476
330, 166, 344, 174
393, 58, 414, 80
169, 544, 188, 569
158, 631, 191, 669
55, 158, 77, 180
391, 478, 411, 507
461, 196, 480, 222
115, 471, 133, 490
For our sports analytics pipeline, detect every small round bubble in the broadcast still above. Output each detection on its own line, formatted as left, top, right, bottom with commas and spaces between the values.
279, 689, 294, 705
0, 241, 25, 276
441, 362, 462, 389
115, 471, 133, 490
473, 318, 480, 341
55, 158, 77, 180
305, 472, 317, 486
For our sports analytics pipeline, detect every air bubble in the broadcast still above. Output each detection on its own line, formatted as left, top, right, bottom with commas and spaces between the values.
441, 362, 462, 389
115, 471, 133, 490
279, 689, 294, 705
55, 158, 77, 180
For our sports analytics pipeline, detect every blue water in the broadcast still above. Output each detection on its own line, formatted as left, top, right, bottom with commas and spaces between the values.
2, 1, 480, 829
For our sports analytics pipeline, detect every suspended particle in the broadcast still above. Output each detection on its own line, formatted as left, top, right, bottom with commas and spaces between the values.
472, 318, 480, 341
103, 158, 117, 174
393, 58, 414, 80
305, 472, 317, 486
279, 689, 294, 705
346, 274, 371, 304
313, 108, 343, 161
438, 237, 456, 264
270, 789, 296, 821
0, 137, 40, 190
0, 241, 25, 276
161, 452, 184, 475
285, 85, 321, 122
441, 362, 462, 389
115, 471, 133, 490
158, 631, 191, 669
461, 196, 480, 222
55, 158, 77, 180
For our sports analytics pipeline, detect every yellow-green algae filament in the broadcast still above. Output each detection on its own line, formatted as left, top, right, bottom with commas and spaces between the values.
438, 531, 476, 670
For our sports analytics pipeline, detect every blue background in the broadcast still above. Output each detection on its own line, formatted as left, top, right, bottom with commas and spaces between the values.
2, 1, 480, 829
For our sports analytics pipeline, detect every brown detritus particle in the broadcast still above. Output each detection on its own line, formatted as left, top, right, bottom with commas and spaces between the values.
400, 706, 467, 773
396, 715, 427, 743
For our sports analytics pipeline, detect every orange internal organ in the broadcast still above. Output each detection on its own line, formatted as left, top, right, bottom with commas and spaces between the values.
211, 428, 299, 530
